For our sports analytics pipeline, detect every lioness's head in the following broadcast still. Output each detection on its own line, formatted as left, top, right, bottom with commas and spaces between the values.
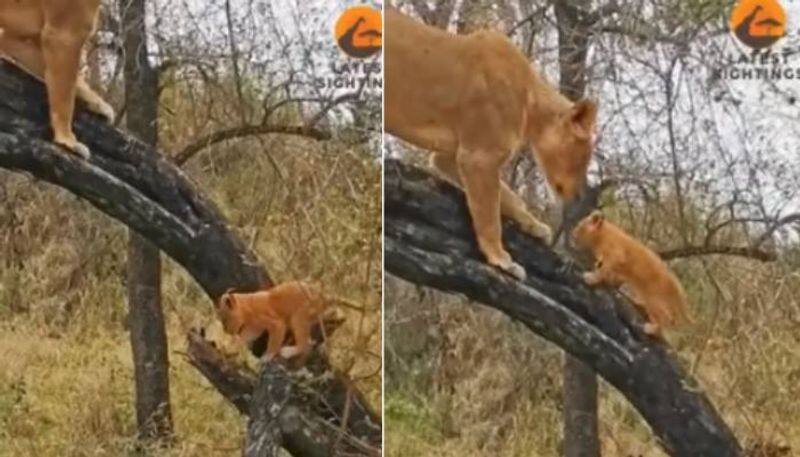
530, 99, 597, 201
571, 210, 604, 249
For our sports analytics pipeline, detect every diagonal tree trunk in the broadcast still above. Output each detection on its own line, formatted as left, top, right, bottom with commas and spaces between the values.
119, 0, 173, 443
553, 1, 600, 455
384, 159, 742, 456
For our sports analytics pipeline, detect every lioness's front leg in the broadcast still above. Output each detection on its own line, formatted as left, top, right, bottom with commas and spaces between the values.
456, 149, 526, 280
41, 23, 91, 158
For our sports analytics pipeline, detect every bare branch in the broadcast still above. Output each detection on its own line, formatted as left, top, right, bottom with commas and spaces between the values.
658, 245, 777, 262
173, 124, 331, 166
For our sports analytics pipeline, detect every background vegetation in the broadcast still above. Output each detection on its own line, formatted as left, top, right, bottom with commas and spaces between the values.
0, 0, 381, 455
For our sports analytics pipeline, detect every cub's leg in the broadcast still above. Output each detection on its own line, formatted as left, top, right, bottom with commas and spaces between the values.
431, 153, 552, 243
456, 149, 525, 280
40, 21, 93, 158
279, 310, 313, 360
626, 289, 662, 337
258, 316, 288, 362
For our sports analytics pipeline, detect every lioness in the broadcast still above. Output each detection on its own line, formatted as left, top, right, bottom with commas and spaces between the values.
385, 8, 597, 279
0, 0, 114, 159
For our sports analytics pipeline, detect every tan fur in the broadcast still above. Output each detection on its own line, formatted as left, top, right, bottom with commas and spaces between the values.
215, 281, 328, 362
572, 210, 690, 336
0, 0, 114, 159
385, 8, 597, 279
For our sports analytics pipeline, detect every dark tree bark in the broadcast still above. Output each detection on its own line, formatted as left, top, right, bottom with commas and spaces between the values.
186, 329, 380, 457
0, 61, 380, 456
120, 0, 173, 442
384, 159, 742, 457
553, 1, 600, 455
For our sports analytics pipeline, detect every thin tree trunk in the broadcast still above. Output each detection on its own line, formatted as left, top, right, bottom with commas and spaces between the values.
120, 0, 173, 442
553, 1, 600, 455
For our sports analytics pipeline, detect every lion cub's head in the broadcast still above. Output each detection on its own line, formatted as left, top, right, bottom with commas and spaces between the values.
215, 290, 243, 335
530, 99, 597, 202
572, 210, 605, 249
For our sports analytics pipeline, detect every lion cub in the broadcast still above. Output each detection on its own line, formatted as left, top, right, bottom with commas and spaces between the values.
216, 281, 327, 362
0, 0, 115, 158
572, 210, 689, 336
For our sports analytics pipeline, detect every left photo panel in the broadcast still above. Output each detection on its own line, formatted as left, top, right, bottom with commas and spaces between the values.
0, 0, 382, 455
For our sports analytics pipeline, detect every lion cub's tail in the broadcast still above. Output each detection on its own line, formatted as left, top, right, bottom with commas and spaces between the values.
325, 296, 366, 313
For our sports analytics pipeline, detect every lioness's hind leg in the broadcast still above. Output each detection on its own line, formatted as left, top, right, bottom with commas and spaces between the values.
76, 78, 114, 122
500, 182, 552, 243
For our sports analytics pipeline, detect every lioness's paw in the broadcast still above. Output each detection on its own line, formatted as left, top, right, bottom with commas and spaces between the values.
493, 258, 526, 281
523, 220, 552, 243
55, 137, 91, 160
88, 99, 115, 123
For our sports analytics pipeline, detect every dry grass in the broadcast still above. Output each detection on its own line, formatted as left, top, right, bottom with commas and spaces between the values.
0, 135, 381, 456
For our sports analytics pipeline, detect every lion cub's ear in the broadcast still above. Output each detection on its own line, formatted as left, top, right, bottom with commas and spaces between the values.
589, 210, 604, 228
569, 99, 598, 140
218, 289, 237, 309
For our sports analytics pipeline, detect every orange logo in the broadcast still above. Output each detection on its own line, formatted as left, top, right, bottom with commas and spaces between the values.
730, 0, 786, 49
335, 6, 382, 59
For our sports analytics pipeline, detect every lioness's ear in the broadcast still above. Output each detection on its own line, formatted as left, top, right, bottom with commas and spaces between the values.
570, 99, 597, 140
589, 210, 604, 227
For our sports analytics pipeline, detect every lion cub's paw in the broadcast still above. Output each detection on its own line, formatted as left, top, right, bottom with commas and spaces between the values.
279, 346, 303, 359
643, 322, 661, 336
582, 271, 601, 286
261, 352, 277, 364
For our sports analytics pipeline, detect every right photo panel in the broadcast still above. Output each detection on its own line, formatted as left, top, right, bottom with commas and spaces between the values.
383, 1, 800, 456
